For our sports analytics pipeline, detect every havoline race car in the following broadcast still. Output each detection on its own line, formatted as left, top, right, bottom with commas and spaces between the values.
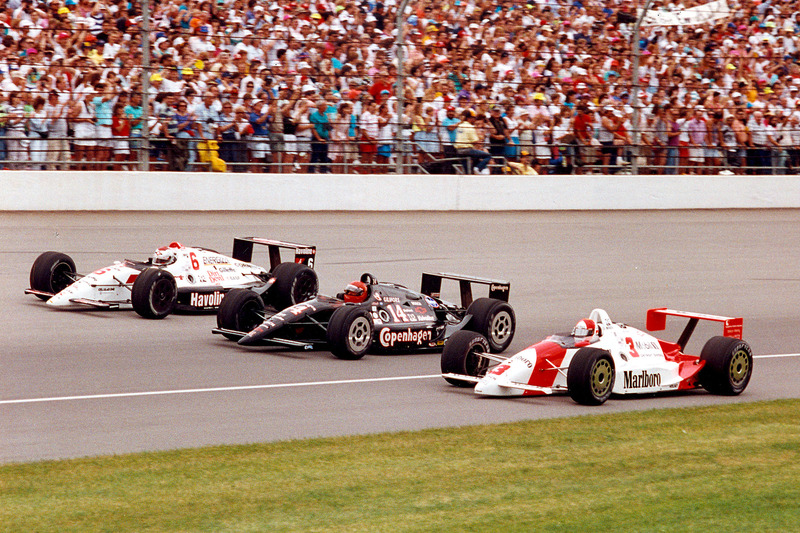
25, 238, 318, 319
441, 308, 753, 405
212, 272, 515, 360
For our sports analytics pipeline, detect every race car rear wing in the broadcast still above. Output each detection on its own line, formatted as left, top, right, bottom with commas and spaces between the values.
232, 237, 316, 270
420, 272, 510, 307
646, 308, 743, 350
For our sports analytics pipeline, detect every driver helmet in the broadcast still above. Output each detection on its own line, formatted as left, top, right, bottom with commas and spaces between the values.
572, 318, 596, 338
153, 242, 182, 266
343, 280, 368, 303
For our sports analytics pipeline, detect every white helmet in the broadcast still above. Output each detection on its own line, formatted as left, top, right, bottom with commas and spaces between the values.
153, 242, 182, 266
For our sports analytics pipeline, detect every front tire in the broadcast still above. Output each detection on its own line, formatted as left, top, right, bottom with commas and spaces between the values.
567, 348, 615, 405
269, 262, 319, 310
131, 267, 177, 319
441, 330, 492, 387
30, 251, 76, 299
216, 289, 266, 341
326, 306, 373, 360
699, 336, 753, 395
466, 298, 516, 353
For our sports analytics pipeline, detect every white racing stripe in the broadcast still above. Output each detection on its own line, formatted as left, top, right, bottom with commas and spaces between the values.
0, 375, 442, 405
2, 353, 798, 406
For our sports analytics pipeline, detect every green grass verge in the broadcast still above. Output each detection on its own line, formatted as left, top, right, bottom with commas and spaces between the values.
2, 400, 799, 533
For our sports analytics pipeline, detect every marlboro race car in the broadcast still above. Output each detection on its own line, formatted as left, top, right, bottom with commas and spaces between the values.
25, 238, 318, 319
441, 308, 753, 405
213, 272, 515, 360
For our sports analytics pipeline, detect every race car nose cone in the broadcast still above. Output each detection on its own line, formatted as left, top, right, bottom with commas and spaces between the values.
238, 326, 267, 346
46, 291, 71, 307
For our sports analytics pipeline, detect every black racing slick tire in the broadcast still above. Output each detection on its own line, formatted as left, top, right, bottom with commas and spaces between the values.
269, 262, 319, 311
131, 267, 177, 319
30, 251, 76, 299
466, 298, 516, 353
567, 348, 615, 406
326, 306, 373, 360
699, 336, 753, 395
441, 330, 492, 387
216, 289, 266, 341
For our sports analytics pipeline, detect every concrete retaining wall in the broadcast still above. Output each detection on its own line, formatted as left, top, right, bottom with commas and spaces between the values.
2, 170, 799, 211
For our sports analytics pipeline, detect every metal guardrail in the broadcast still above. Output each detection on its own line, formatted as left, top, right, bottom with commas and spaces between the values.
0, 135, 794, 175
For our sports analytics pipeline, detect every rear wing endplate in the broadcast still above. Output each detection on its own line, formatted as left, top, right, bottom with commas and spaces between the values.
646, 308, 743, 350
232, 237, 316, 270
420, 272, 510, 307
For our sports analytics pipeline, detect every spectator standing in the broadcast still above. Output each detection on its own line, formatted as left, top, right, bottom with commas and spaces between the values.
92, 81, 115, 170
375, 103, 394, 172
359, 100, 379, 173
6, 92, 28, 169
44, 91, 70, 170
124, 95, 144, 167
248, 99, 271, 172
747, 111, 769, 174
309, 98, 331, 174
487, 105, 509, 172
293, 100, 314, 173
174, 99, 199, 171
111, 101, 131, 170
216, 101, 237, 171
27, 96, 48, 170
70, 96, 97, 171
266, 99, 285, 173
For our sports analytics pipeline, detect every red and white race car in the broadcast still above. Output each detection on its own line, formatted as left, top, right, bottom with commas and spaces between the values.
25, 238, 318, 319
441, 308, 753, 405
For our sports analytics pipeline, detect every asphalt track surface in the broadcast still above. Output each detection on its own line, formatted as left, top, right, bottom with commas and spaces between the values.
2, 210, 799, 464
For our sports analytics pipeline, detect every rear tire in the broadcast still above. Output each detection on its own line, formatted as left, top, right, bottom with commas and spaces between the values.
269, 262, 319, 310
699, 336, 753, 395
216, 289, 266, 341
441, 330, 492, 387
326, 306, 373, 360
131, 268, 177, 319
567, 348, 615, 405
30, 251, 76, 299
466, 298, 516, 353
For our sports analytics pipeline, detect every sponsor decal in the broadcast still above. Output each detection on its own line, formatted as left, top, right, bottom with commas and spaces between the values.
381, 296, 401, 303
517, 356, 533, 369
374, 292, 382, 301
490, 364, 510, 376
379, 327, 432, 347
190, 291, 225, 307
208, 271, 224, 283
295, 248, 315, 255
623, 370, 662, 389
202, 256, 229, 265
490, 284, 509, 292
424, 296, 439, 308
98, 287, 116, 292
217, 266, 236, 273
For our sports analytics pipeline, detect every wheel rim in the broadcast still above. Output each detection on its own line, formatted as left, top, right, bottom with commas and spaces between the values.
293, 272, 318, 304
239, 299, 264, 332
489, 310, 513, 346
348, 316, 371, 352
52, 262, 74, 293
151, 277, 176, 312
591, 358, 613, 398
729, 348, 751, 385
466, 344, 490, 377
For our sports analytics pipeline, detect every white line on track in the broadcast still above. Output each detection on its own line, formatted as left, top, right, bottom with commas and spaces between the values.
0, 374, 442, 405
2, 353, 798, 406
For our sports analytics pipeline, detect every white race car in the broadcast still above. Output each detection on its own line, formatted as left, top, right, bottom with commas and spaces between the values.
441, 308, 753, 405
26, 238, 318, 319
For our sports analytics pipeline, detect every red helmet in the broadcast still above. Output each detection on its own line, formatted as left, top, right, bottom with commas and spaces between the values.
572, 318, 596, 338
343, 281, 368, 303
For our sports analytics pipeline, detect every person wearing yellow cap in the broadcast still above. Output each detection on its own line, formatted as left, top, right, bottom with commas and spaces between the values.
454, 109, 492, 174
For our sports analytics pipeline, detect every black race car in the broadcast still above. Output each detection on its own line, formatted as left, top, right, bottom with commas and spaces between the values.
212, 272, 515, 360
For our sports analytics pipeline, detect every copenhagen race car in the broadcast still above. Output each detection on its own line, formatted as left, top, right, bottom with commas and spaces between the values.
25, 237, 318, 319
212, 272, 515, 360
441, 308, 753, 405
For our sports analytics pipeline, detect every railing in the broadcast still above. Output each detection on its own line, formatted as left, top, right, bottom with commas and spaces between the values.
0, 135, 795, 175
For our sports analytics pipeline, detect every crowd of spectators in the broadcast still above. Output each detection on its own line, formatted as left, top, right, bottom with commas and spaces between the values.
2, 0, 800, 174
